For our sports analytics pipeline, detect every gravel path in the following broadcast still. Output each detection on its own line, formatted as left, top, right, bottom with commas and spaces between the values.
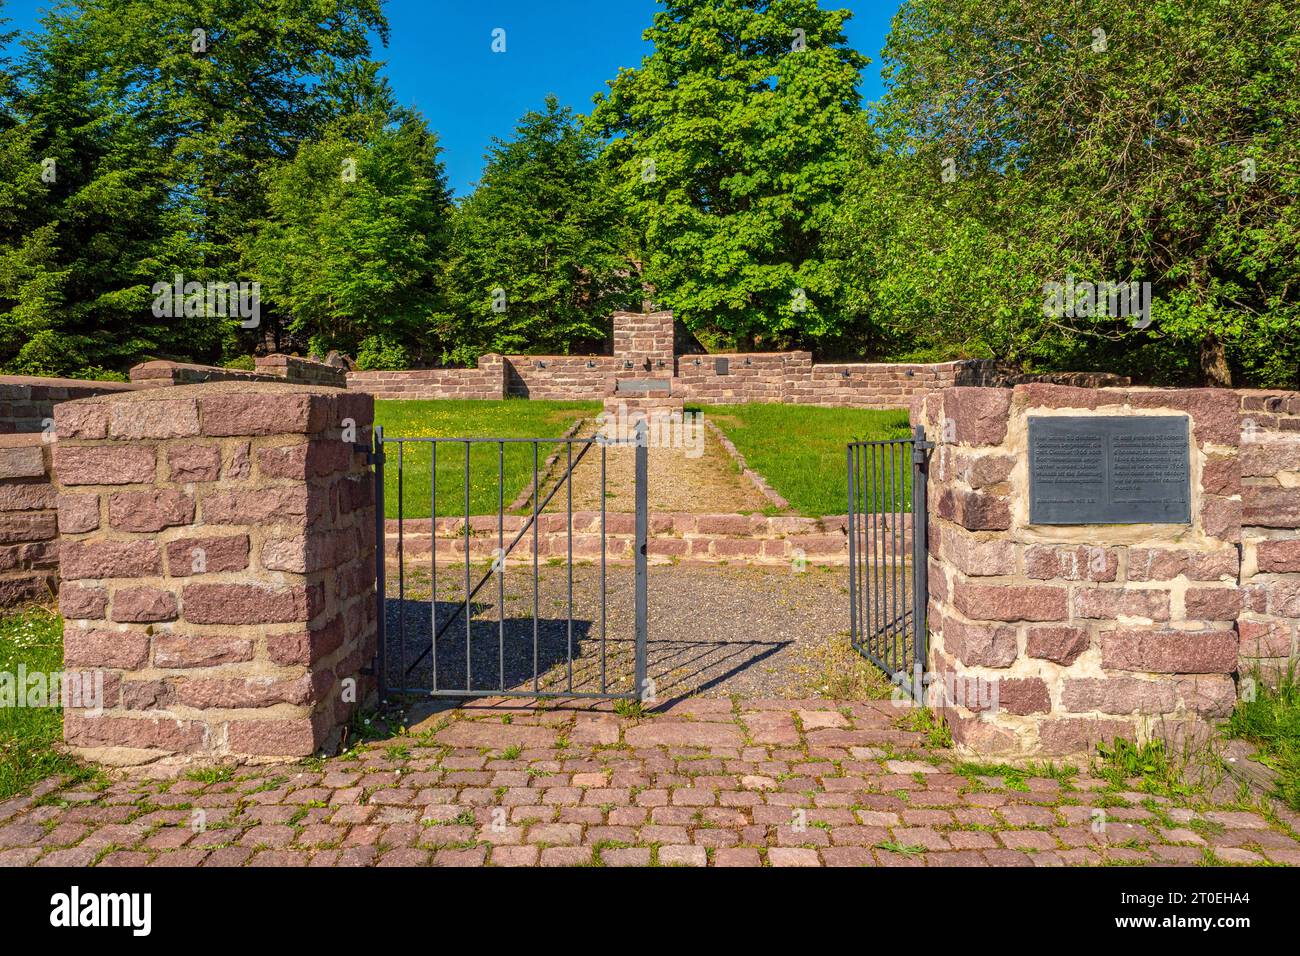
383, 562, 892, 702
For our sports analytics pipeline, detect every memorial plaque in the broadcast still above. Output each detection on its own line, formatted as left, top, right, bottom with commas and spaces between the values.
1028, 416, 1191, 525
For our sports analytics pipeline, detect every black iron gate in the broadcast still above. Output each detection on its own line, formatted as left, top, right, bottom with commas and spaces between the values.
847, 425, 931, 690
370, 422, 649, 701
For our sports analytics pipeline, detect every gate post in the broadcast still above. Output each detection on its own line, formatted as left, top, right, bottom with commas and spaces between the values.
634, 419, 649, 701
911, 424, 932, 694
372, 424, 386, 700
54, 382, 377, 764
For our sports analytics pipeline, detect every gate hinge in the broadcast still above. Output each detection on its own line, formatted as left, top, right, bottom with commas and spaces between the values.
354, 443, 381, 465
912, 439, 934, 464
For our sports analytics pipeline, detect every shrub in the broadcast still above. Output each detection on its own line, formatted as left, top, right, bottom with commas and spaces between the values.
356, 335, 410, 371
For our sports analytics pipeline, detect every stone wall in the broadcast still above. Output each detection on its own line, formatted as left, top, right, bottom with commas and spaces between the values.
506, 356, 616, 400
612, 310, 675, 371
350, 352, 1005, 410
346, 354, 506, 401
917, 385, 1242, 756
53, 381, 377, 765
385, 512, 906, 567
0, 375, 141, 434
129, 360, 275, 387
672, 352, 807, 404
0, 434, 57, 605
131, 357, 346, 390
254, 353, 347, 388
1238, 391, 1300, 679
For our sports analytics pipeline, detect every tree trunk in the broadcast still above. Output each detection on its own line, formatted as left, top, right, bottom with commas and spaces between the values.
1200, 334, 1232, 387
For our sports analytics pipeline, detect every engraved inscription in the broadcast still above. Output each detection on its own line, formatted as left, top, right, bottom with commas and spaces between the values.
1029, 416, 1190, 525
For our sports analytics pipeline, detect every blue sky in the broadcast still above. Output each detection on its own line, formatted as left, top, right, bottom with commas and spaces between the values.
1, 0, 900, 197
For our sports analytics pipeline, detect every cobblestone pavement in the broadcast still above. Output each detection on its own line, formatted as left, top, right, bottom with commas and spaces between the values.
1, 697, 1297, 867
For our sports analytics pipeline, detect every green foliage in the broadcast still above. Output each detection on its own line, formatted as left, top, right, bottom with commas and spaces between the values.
355, 334, 411, 372
0, 0, 391, 374
589, 0, 867, 349
1228, 665, 1300, 810
246, 102, 451, 358
1095, 737, 1198, 796
833, 0, 1300, 386
435, 96, 637, 364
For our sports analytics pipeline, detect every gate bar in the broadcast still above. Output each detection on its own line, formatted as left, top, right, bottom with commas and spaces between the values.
634, 419, 649, 702
912, 423, 931, 682
373, 425, 386, 699
399, 436, 598, 678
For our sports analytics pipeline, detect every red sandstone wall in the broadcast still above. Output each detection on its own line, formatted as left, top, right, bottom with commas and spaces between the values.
346, 354, 506, 400
0, 376, 141, 434
918, 385, 1242, 756
1238, 390, 1300, 678
506, 356, 617, 400
384, 512, 912, 567
54, 381, 377, 763
0, 434, 57, 605
254, 354, 347, 388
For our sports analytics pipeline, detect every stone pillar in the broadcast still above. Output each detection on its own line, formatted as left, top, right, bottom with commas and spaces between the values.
476, 353, 507, 398
612, 310, 675, 373
53, 382, 377, 765
0, 434, 57, 606
1239, 391, 1300, 680
917, 384, 1241, 756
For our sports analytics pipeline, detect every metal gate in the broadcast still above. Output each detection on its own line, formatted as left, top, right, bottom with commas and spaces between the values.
847, 425, 931, 690
369, 423, 648, 701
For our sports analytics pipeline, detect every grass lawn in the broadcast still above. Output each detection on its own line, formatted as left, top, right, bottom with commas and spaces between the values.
374, 399, 601, 519
1227, 666, 1300, 810
699, 403, 912, 516
0, 605, 95, 799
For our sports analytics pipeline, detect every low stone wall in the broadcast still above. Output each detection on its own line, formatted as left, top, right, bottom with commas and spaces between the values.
346, 354, 506, 401
0, 434, 57, 605
129, 360, 275, 387
385, 512, 911, 567
350, 354, 1002, 409
673, 352, 808, 404
54, 381, 377, 765
1239, 390, 1300, 679
254, 353, 347, 388
506, 355, 616, 400
0, 375, 141, 434
917, 384, 1242, 756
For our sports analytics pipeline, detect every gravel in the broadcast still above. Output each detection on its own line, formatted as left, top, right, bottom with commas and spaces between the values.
382, 562, 894, 701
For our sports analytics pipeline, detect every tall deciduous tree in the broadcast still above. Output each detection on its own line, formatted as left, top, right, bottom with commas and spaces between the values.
434, 95, 636, 365
589, 0, 866, 351
836, 0, 1300, 387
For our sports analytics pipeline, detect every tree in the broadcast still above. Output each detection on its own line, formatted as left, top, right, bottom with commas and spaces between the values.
840, 0, 1300, 387
0, 4, 202, 377
435, 95, 636, 364
244, 96, 451, 362
588, 0, 866, 350
0, 0, 391, 374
